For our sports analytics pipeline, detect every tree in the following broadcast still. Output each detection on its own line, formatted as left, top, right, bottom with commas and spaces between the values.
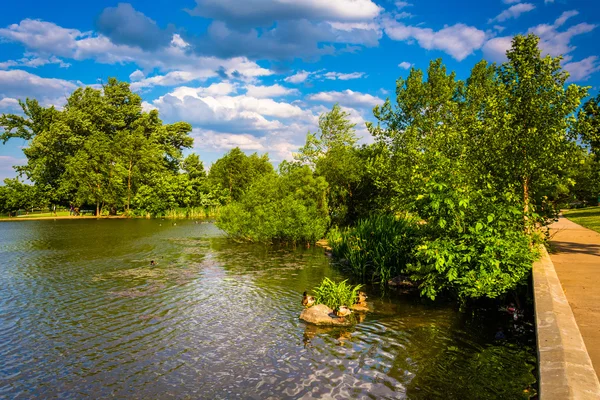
493, 34, 588, 227
0, 78, 193, 214
208, 147, 274, 203
296, 104, 372, 225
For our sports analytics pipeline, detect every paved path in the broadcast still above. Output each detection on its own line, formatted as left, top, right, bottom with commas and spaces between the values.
550, 216, 600, 380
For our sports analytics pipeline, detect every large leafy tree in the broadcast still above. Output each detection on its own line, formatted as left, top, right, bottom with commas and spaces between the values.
0, 78, 193, 215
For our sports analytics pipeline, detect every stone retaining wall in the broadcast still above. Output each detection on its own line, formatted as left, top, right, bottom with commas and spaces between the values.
533, 245, 600, 399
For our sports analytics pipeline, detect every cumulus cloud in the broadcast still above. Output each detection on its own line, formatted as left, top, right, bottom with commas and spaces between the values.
383, 19, 486, 61
529, 11, 597, 57
96, 3, 173, 50
284, 70, 311, 84
308, 89, 383, 108
564, 56, 600, 81
150, 83, 316, 134
489, 3, 536, 23
0, 54, 70, 69
185, 0, 382, 26
482, 36, 513, 62
0, 155, 26, 181
0, 18, 273, 85
398, 61, 412, 69
321, 72, 365, 80
0, 69, 78, 107
483, 10, 597, 63
245, 84, 299, 98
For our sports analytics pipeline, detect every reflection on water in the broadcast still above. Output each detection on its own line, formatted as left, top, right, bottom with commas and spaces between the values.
0, 220, 536, 399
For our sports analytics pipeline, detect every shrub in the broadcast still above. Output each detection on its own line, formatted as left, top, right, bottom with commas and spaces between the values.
327, 214, 420, 286
312, 277, 362, 310
217, 165, 330, 244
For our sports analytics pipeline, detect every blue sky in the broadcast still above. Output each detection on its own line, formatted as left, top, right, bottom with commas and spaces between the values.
1, 0, 599, 180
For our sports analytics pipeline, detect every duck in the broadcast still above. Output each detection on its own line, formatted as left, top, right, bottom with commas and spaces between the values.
355, 291, 368, 306
334, 306, 352, 318
301, 291, 316, 308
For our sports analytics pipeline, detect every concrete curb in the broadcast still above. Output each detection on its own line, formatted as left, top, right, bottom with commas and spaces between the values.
533, 245, 600, 399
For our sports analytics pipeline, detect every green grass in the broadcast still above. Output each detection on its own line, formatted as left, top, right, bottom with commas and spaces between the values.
563, 206, 600, 233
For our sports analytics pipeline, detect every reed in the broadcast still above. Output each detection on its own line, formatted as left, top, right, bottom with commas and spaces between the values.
327, 214, 420, 286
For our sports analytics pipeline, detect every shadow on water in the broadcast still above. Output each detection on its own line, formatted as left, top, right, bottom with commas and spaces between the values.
0, 220, 536, 399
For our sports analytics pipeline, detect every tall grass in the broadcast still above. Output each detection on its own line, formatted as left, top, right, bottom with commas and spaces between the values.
327, 214, 420, 286
313, 277, 362, 310
163, 207, 220, 219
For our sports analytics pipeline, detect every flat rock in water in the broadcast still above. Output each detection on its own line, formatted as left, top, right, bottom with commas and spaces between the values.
351, 303, 369, 312
299, 304, 353, 326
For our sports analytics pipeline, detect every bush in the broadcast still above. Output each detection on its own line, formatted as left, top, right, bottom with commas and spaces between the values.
327, 214, 420, 286
217, 165, 330, 244
312, 277, 362, 310
409, 178, 539, 301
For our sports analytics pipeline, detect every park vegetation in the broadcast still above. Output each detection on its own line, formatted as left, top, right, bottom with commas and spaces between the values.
2, 34, 599, 302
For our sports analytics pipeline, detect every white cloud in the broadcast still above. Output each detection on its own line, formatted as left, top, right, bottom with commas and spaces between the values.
0, 19, 273, 87
493, 25, 506, 33
0, 54, 70, 70
564, 56, 600, 81
129, 69, 144, 81
151, 83, 316, 135
529, 11, 597, 58
308, 89, 383, 108
483, 10, 597, 63
0, 69, 78, 107
186, 0, 383, 24
482, 36, 513, 62
398, 61, 412, 69
321, 71, 365, 80
284, 70, 311, 84
245, 84, 299, 98
0, 155, 26, 181
383, 19, 486, 61
489, 3, 536, 23
395, 1, 412, 9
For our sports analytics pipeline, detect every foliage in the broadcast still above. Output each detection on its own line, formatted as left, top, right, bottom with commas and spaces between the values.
409, 175, 539, 300
312, 277, 362, 310
576, 93, 600, 157
328, 214, 420, 286
296, 104, 377, 226
0, 78, 194, 215
216, 164, 329, 243
208, 148, 274, 203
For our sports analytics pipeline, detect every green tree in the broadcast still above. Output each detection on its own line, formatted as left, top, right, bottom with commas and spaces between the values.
296, 104, 372, 225
208, 147, 274, 203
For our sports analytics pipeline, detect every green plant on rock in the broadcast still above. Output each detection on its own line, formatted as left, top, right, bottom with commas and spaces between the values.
312, 277, 362, 310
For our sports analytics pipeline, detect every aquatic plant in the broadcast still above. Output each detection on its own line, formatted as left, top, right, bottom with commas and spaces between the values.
327, 214, 420, 286
312, 277, 362, 310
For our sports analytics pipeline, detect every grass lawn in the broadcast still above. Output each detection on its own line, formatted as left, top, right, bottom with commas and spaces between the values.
563, 206, 600, 234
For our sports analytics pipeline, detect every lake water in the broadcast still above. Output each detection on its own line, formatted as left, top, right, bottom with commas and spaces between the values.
0, 220, 536, 399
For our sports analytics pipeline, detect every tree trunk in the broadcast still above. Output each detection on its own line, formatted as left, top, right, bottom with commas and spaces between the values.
127, 160, 133, 211
96, 200, 100, 216
523, 175, 530, 234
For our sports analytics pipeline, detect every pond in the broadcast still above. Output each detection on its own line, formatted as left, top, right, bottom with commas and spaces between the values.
0, 220, 537, 399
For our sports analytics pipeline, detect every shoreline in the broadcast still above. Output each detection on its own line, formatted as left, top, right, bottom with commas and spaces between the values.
0, 215, 129, 222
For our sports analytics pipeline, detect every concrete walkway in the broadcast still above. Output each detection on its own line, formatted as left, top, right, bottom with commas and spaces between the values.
550, 216, 600, 380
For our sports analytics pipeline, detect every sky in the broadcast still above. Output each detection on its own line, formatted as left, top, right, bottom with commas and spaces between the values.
1, 0, 599, 181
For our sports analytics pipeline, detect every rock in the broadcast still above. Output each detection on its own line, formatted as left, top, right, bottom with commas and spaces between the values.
299, 304, 353, 326
351, 303, 369, 312
388, 274, 418, 289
